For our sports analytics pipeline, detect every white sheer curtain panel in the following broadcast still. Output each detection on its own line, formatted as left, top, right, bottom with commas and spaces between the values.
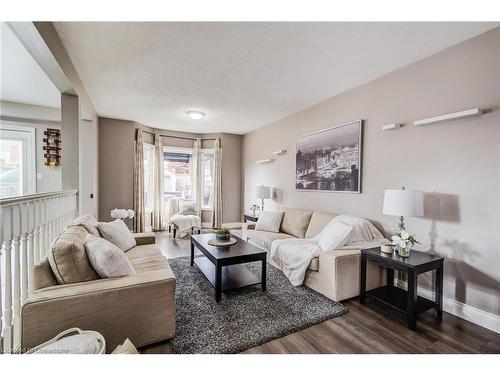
133, 129, 145, 233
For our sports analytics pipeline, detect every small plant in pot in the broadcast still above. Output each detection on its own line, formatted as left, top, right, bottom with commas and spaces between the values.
215, 227, 231, 242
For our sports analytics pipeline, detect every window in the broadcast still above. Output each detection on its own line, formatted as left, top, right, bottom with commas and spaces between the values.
143, 143, 155, 213
162, 147, 214, 210
163, 147, 192, 204
0, 123, 36, 199
201, 149, 214, 209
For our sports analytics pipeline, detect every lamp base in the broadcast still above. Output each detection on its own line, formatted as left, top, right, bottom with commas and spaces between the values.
398, 216, 406, 231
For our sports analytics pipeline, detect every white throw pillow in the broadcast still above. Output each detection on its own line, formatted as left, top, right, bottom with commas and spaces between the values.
85, 235, 136, 278
96, 219, 136, 252
331, 214, 384, 243
255, 211, 284, 233
32, 333, 103, 354
316, 221, 354, 252
178, 200, 197, 215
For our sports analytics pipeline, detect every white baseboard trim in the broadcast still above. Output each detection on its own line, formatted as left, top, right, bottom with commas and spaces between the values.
395, 279, 500, 334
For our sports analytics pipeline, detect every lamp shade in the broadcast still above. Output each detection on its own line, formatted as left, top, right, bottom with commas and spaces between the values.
256, 185, 271, 199
383, 189, 423, 217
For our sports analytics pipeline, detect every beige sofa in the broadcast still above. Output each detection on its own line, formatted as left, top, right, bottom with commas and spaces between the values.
244, 208, 385, 302
21, 216, 176, 353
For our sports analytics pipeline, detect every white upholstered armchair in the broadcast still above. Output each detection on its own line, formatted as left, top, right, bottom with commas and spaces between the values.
164, 197, 202, 238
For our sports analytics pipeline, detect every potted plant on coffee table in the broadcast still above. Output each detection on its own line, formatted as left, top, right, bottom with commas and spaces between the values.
215, 227, 231, 242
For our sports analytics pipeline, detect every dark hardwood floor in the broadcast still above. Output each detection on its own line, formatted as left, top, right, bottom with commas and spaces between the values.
144, 231, 500, 354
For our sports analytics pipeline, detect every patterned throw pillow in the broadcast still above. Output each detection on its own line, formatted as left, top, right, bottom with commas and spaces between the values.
255, 211, 284, 233
47, 226, 99, 284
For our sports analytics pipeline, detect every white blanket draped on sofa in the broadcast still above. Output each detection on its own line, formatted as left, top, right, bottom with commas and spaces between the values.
270, 215, 385, 286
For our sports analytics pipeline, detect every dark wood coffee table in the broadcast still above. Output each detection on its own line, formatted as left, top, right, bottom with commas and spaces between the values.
190, 233, 267, 302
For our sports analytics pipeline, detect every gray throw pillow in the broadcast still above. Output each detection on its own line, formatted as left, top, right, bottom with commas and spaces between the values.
85, 235, 136, 278
96, 219, 136, 252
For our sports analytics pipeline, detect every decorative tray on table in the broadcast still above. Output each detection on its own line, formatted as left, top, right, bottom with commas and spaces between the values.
207, 238, 237, 247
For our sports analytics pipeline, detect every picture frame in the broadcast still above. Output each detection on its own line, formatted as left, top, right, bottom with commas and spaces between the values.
295, 119, 363, 193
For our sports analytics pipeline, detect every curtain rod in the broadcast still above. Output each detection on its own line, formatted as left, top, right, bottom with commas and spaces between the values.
138, 128, 216, 141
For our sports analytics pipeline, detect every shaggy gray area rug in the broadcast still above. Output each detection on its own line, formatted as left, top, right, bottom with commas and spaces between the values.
169, 256, 347, 354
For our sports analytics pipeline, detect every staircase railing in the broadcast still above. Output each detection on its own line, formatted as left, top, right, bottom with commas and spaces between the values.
0, 190, 78, 353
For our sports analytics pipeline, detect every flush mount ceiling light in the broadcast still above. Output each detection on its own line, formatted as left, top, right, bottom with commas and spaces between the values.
186, 110, 205, 120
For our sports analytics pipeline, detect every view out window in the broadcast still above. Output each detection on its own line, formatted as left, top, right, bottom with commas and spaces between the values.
201, 150, 214, 209
163, 148, 192, 203
0, 124, 35, 199
143, 143, 155, 213
162, 147, 214, 209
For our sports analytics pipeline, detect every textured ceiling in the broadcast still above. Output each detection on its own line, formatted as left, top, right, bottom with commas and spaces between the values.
53, 22, 498, 134
1, 22, 61, 108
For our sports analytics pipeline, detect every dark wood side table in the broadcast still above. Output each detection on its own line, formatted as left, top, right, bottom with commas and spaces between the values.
243, 214, 259, 223
360, 248, 444, 330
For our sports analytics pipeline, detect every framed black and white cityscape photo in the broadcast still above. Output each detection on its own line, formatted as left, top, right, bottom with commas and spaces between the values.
295, 120, 363, 193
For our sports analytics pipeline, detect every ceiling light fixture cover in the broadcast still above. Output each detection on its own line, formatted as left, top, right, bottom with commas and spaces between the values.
186, 110, 205, 120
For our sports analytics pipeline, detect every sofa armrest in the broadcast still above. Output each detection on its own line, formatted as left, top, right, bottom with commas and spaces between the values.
21, 269, 175, 353
132, 232, 156, 245
316, 250, 385, 301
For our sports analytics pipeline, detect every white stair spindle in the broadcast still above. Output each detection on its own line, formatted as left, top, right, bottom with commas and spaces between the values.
63, 194, 68, 228
27, 201, 35, 293
2, 239, 13, 353
47, 198, 53, 247
20, 233, 28, 304
52, 197, 57, 239
34, 200, 40, 263
59, 195, 64, 233
43, 198, 49, 257
27, 229, 34, 294
12, 228, 21, 352
66, 194, 70, 227
20, 203, 29, 304
39, 199, 46, 259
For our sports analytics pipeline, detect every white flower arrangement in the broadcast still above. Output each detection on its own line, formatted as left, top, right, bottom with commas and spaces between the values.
110, 208, 135, 220
391, 230, 420, 250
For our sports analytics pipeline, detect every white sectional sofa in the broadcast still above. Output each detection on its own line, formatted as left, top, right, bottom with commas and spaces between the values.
243, 208, 386, 302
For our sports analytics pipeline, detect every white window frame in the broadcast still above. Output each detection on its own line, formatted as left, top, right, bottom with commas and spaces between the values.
164, 146, 193, 155
0, 122, 36, 197
201, 148, 215, 210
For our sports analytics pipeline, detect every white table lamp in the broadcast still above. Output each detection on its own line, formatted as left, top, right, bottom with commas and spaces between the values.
256, 185, 271, 211
383, 187, 423, 230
